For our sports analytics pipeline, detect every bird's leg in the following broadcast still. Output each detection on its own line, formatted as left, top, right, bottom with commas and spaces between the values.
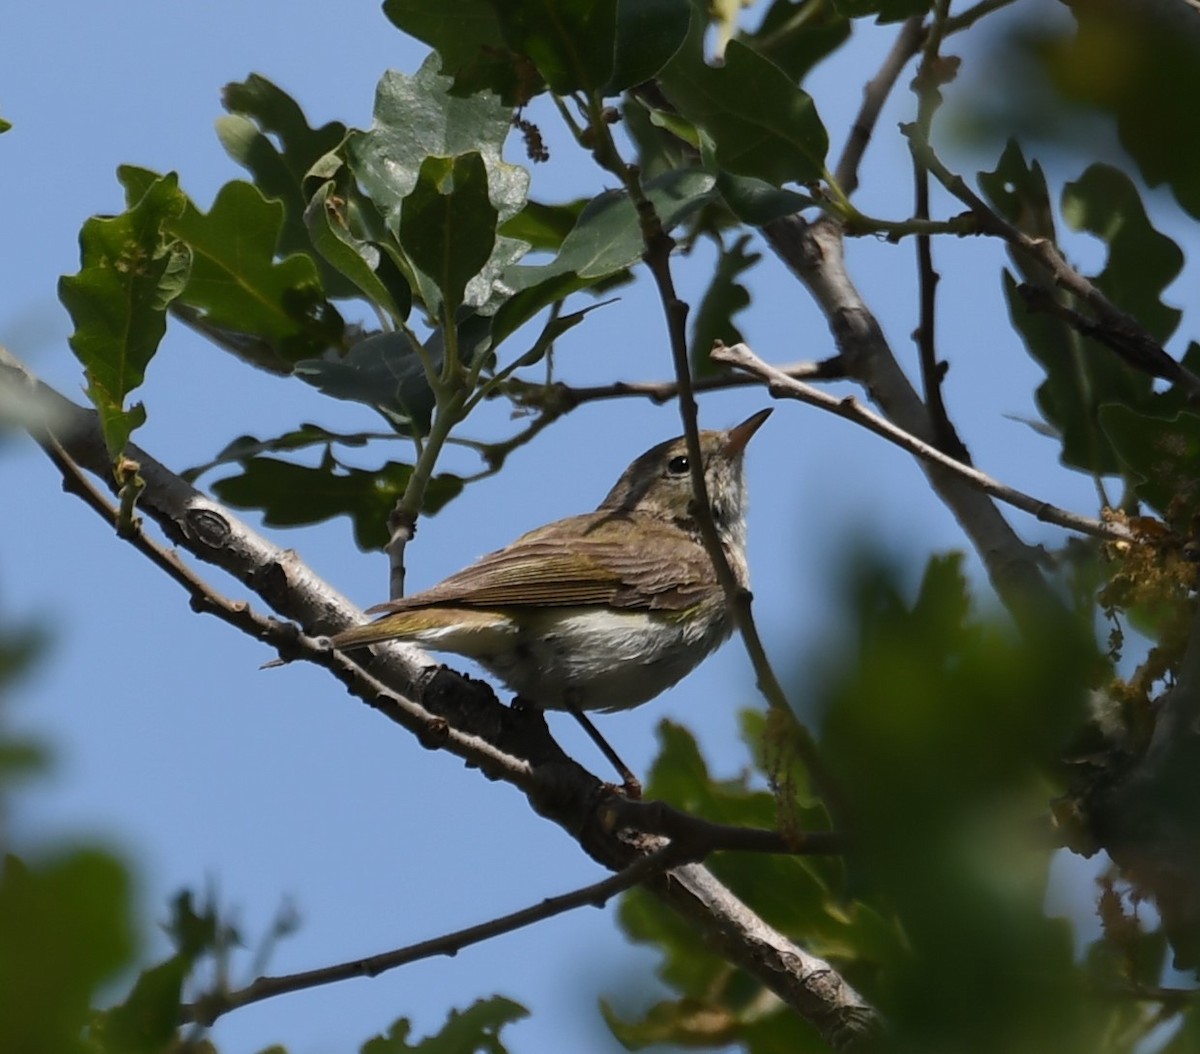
568, 706, 642, 799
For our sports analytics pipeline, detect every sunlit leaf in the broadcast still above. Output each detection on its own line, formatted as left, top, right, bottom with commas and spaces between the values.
400, 153, 498, 317
58, 172, 190, 459
305, 181, 412, 322
218, 75, 354, 296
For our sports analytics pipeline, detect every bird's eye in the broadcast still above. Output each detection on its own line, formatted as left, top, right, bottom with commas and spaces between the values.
667, 455, 690, 475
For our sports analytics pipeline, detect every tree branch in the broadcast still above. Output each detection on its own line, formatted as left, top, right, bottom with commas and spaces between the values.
186, 844, 685, 1026
711, 340, 1129, 543
903, 131, 1200, 400
759, 213, 1064, 615
1, 344, 876, 1049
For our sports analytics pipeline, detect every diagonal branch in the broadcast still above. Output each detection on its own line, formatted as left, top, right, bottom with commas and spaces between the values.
903, 132, 1200, 400
760, 213, 1062, 616
711, 341, 1130, 543
186, 843, 685, 1026
1, 344, 876, 1050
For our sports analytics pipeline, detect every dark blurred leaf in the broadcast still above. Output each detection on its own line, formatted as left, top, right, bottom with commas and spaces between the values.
0, 851, 134, 1054
749, 0, 851, 82
1099, 407, 1200, 521
1041, 4, 1200, 219
212, 455, 465, 551
615, 720, 877, 1050
818, 554, 1106, 1052
360, 996, 528, 1054
979, 143, 1153, 475
1061, 164, 1183, 345
487, 0, 618, 95
607, 0, 692, 94
690, 234, 758, 375
305, 181, 412, 322
834, 0, 931, 22
400, 153, 498, 317
659, 37, 828, 186
218, 75, 355, 297
90, 956, 187, 1054
58, 172, 190, 460
382, 0, 523, 101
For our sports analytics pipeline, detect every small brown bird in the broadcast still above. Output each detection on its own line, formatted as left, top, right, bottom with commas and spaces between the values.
333, 409, 771, 789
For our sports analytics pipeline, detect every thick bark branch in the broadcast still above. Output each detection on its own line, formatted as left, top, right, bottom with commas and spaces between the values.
760, 215, 1060, 617
1, 345, 877, 1049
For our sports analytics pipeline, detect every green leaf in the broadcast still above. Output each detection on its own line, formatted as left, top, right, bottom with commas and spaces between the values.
90, 956, 187, 1054
659, 38, 828, 186
184, 422, 390, 482
1099, 406, 1200, 520
294, 318, 492, 435
1061, 164, 1183, 346
348, 59, 528, 227
716, 172, 814, 225
1042, 3, 1200, 219
169, 179, 344, 361
506, 169, 716, 290
488, 0, 618, 95
606, 0, 692, 94
400, 153, 499, 317
0, 851, 134, 1054
498, 199, 588, 252
382, 0, 525, 101
295, 331, 438, 435
361, 997, 528, 1054
347, 61, 530, 314
489, 270, 591, 348
979, 143, 1153, 475
218, 75, 354, 296
690, 234, 758, 376
305, 180, 412, 322
58, 172, 191, 459
212, 455, 465, 551
749, 0, 851, 82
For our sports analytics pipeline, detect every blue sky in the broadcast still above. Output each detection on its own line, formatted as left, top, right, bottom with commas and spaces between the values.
3, 3, 1190, 1052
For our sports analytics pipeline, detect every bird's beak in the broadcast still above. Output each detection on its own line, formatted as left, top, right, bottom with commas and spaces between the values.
724, 408, 773, 456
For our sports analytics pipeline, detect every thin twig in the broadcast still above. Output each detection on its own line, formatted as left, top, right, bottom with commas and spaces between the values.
185, 844, 685, 1026
37, 431, 538, 789
576, 97, 852, 834
908, 0, 969, 459
711, 341, 1132, 543
5, 345, 878, 1051
835, 16, 925, 195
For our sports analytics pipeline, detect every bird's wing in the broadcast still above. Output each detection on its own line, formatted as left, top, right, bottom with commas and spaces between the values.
367, 514, 718, 615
